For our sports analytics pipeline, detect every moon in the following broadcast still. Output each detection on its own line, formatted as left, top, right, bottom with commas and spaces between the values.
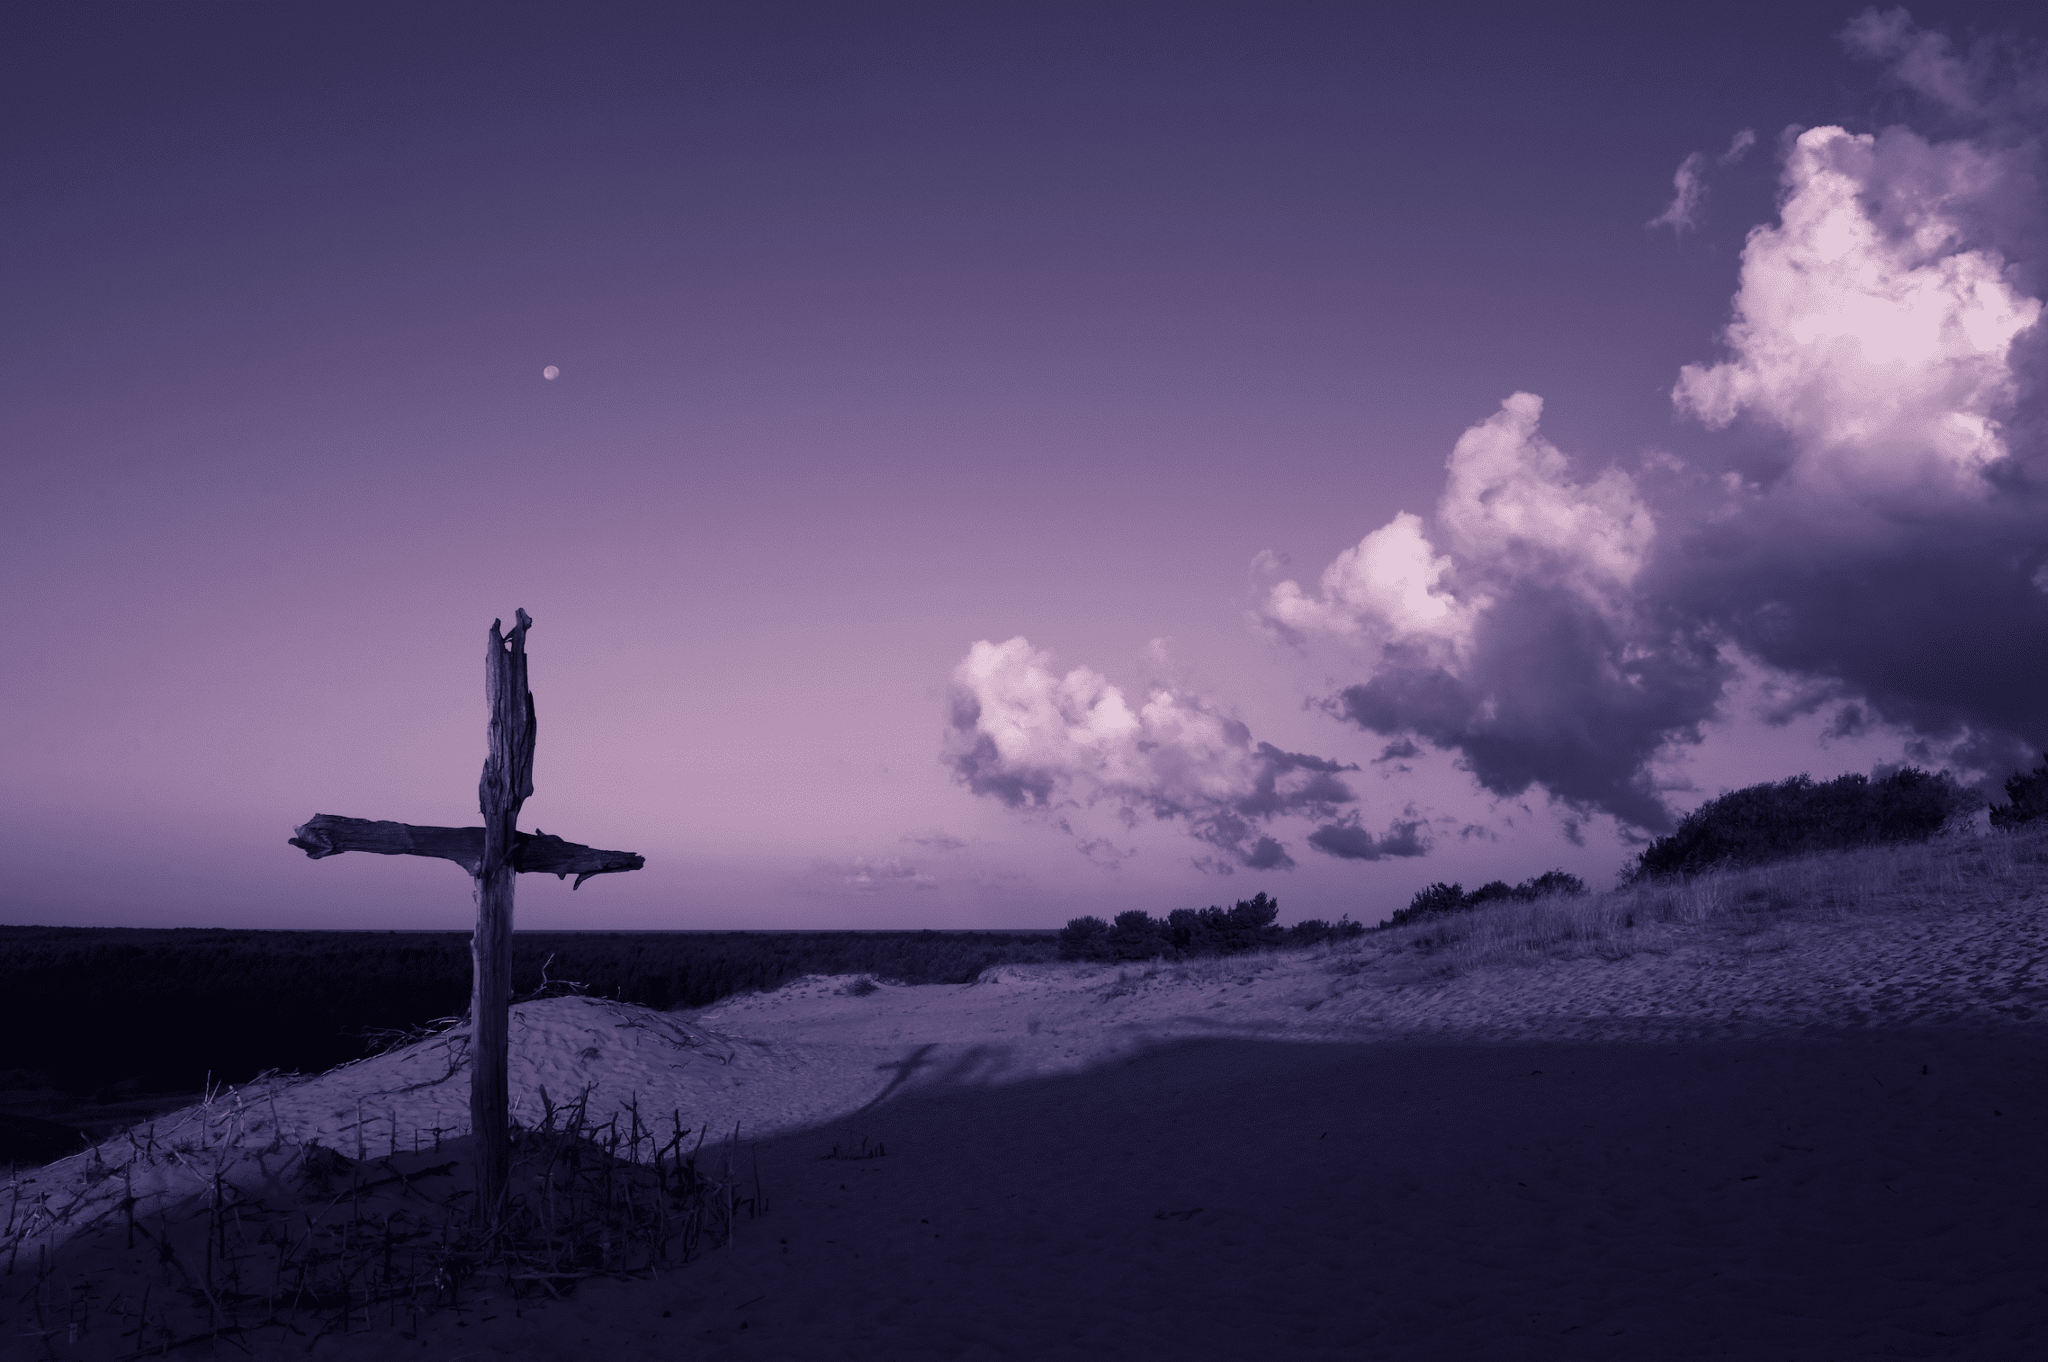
542, 365, 560, 381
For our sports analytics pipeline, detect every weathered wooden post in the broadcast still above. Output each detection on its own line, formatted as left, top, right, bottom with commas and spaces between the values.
471, 609, 534, 1225
288, 610, 643, 1225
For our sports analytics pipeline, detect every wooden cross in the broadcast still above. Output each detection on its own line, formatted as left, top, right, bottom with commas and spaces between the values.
287, 610, 643, 1222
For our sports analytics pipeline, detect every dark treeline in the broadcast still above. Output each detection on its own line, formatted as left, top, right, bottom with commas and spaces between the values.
0, 927, 1059, 1098
1624, 767, 1975, 882
1381, 766, 1984, 929
1057, 894, 1364, 962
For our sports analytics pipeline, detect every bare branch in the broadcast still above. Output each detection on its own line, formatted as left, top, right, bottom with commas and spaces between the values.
288, 816, 484, 874
513, 828, 646, 887
288, 814, 644, 886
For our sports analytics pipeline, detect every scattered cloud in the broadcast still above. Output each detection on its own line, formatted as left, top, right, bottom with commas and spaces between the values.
971, 866, 1029, 889
1305, 818, 1430, 861
1064, 827, 1135, 869
1826, 703, 1875, 740
903, 831, 967, 852
944, 637, 1359, 868
1844, 8, 1978, 114
1648, 153, 1710, 235
1673, 124, 2040, 496
1838, 6, 2048, 120
1647, 129, 1757, 234
811, 857, 939, 893
1249, 547, 1292, 577
1840, 8, 2048, 141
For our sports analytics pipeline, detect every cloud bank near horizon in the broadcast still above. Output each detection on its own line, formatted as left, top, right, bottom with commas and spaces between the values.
945, 10, 2048, 858
1265, 13, 2048, 834
942, 636, 1417, 872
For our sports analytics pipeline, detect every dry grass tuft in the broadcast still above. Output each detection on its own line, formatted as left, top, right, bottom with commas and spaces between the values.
3, 1085, 766, 1355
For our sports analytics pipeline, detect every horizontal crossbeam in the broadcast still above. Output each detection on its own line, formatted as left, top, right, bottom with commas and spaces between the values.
288, 813, 644, 888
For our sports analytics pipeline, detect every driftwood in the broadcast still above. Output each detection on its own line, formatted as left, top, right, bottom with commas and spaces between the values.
288, 815, 645, 888
471, 610, 531, 1226
286, 609, 644, 1227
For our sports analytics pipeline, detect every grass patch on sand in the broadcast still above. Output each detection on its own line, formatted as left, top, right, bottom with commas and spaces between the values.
4, 1082, 766, 1355
1352, 823, 2048, 979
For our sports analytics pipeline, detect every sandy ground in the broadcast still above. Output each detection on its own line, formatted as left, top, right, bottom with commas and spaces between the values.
5, 885, 2045, 1359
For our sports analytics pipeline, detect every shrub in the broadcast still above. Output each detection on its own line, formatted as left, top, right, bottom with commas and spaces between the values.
1286, 917, 1368, 946
1163, 892, 1284, 955
1989, 759, 2048, 830
1382, 871, 1587, 929
1055, 893, 1357, 962
1057, 915, 1112, 960
1628, 767, 1974, 882
1104, 909, 1170, 960
1389, 883, 1469, 929
1517, 870, 1588, 899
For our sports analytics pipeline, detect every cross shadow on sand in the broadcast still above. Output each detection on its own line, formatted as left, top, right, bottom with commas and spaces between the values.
12, 1021, 2043, 1360
577, 1023, 2045, 1362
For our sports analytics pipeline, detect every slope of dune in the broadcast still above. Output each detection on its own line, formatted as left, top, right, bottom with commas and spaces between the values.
6, 837, 2045, 1358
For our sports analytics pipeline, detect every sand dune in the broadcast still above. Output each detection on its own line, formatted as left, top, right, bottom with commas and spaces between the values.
6, 866, 2045, 1358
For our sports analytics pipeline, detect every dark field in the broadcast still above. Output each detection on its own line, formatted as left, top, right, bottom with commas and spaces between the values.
0, 925, 1058, 1164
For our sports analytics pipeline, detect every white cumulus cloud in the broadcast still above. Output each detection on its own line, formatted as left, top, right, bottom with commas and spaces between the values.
1437, 393, 1656, 597
1258, 396, 1692, 830
1271, 99, 2047, 832
955, 12, 2048, 844
1264, 511, 1471, 657
943, 637, 1358, 870
1263, 392, 1654, 657
1673, 125, 2041, 498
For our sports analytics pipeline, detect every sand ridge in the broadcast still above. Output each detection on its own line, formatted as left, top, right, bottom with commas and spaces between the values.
10, 883, 2044, 1264
5, 882, 2045, 1358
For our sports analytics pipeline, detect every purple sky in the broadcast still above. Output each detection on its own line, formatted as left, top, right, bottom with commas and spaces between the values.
7, 3, 2047, 930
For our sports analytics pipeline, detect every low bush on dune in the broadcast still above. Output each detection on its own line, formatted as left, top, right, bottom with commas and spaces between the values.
1384, 825, 2048, 979
1380, 871, 1588, 930
1989, 759, 2048, 830
1625, 767, 1975, 883
1056, 893, 1365, 962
